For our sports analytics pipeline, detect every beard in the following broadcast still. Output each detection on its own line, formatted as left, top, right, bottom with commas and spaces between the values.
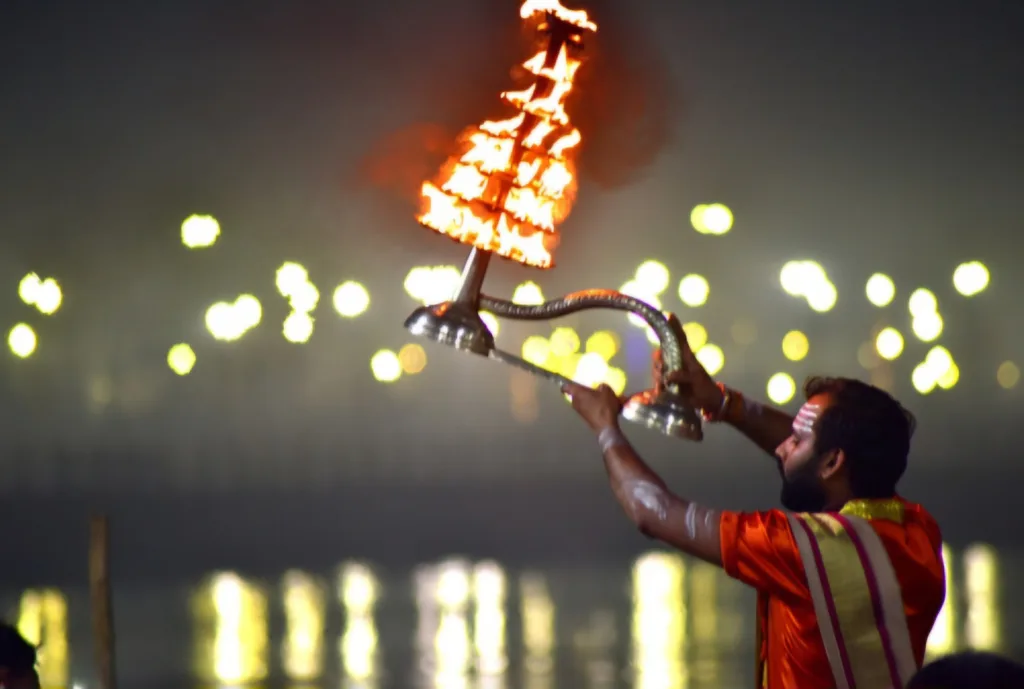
778, 456, 829, 513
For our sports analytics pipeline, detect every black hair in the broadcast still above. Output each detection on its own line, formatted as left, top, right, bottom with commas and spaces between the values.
803, 376, 916, 498
907, 651, 1024, 689
0, 622, 36, 674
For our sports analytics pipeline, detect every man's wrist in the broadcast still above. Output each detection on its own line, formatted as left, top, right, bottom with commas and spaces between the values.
597, 424, 629, 453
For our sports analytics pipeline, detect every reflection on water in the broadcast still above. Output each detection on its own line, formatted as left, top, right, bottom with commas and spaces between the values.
16, 589, 68, 689
1, 542, 1016, 689
340, 562, 380, 685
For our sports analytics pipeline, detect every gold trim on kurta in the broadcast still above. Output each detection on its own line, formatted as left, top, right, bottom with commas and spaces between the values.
839, 497, 904, 524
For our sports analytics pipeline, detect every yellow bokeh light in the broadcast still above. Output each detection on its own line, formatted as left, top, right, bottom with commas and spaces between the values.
18, 273, 42, 305
911, 362, 937, 395
692, 203, 733, 235
276, 262, 309, 297
634, 260, 670, 296
289, 282, 320, 313
952, 261, 990, 297
181, 214, 221, 249
398, 343, 427, 374
865, 273, 896, 307
18, 273, 63, 315
780, 260, 837, 312
781, 330, 809, 361
677, 274, 709, 307
620, 280, 662, 329
549, 327, 580, 357
605, 367, 628, 396
234, 295, 262, 330
480, 311, 500, 337
512, 281, 545, 306
206, 302, 247, 342
333, 281, 370, 318
370, 350, 402, 383
35, 278, 62, 315
404, 265, 461, 305
911, 312, 943, 342
282, 311, 314, 344
996, 361, 1019, 390
682, 322, 708, 350
585, 330, 619, 361
806, 281, 838, 313
521, 335, 550, 366
695, 343, 724, 375
908, 288, 938, 317
574, 352, 610, 388
8, 323, 37, 358
766, 373, 796, 405
937, 363, 959, 390
168, 343, 196, 375
875, 327, 904, 361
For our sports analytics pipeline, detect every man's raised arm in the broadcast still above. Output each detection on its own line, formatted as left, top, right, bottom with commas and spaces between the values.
599, 425, 723, 565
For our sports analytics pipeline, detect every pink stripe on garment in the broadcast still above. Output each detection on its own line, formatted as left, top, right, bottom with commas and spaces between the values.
792, 514, 858, 688
831, 514, 903, 689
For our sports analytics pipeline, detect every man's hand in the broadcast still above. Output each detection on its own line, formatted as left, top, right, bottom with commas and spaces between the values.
652, 319, 724, 412
561, 381, 622, 433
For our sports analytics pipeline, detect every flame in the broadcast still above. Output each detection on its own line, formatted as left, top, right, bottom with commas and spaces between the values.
417, 0, 596, 269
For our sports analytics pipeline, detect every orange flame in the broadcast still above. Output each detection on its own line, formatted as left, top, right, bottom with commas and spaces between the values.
417, 0, 596, 269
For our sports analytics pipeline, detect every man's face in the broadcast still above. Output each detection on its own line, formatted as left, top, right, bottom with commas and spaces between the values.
775, 394, 832, 512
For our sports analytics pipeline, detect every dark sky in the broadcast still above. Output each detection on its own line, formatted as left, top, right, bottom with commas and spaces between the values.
0, 0, 1022, 503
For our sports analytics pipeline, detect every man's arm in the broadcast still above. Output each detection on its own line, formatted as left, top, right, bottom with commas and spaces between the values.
719, 387, 795, 460
598, 425, 723, 565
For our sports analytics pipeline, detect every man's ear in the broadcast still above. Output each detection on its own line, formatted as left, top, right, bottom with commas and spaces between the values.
819, 448, 846, 481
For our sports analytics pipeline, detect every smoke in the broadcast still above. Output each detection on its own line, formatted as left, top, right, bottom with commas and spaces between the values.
352, 3, 681, 206
568, 6, 682, 189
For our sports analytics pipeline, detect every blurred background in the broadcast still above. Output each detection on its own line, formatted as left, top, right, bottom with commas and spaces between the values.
1, 0, 1021, 686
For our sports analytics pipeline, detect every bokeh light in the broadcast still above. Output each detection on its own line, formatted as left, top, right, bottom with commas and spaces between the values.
370, 350, 402, 383
952, 261, 990, 297
766, 373, 796, 404
282, 312, 314, 344
168, 344, 197, 376
8, 323, 37, 358
691, 203, 733, 235
781, 330, 809, 361
404, 265, 461, 305
682, 322, 708, 350
996, 361, 1019, 390
875, 327, 905, 361
908, 288, 938, 317
521, 336, 550, 366
18, 273, 63, 315
398, 344, 427, 374
695, 343, 724, 376
511, 281, 545, 306
181, 214, 221, 249
865, 273, 896, 307
779, 260, 837, 312
206, 296, 262, 342
333, 281, 370, 318
634, 260, 670, 296
677, 274, 709, 307
585, 331, 619, 360
911, 312, 943, 343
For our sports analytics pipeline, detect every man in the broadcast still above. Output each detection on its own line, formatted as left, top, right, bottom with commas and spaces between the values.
561, 330, 945, 689
0, 623, 39, 689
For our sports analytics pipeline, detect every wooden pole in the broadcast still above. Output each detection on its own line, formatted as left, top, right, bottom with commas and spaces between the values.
89, 514, 118, 689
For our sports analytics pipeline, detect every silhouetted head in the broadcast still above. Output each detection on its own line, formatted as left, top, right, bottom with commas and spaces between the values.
0, 623, 39, 689
907, 651, 1024, 688
774, 376, 916, 512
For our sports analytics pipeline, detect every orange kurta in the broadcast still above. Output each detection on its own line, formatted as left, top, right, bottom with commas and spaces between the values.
719, 497, 945, 689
